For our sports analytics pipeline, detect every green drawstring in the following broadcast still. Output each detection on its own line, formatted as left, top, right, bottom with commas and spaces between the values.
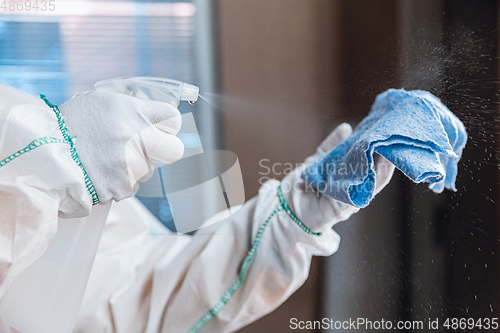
0, 137, 68, 168
187, 184, 321, 333
276, 184, 322, 236
39, 94, 99, 205
187, 206, 283, 333
0, 95, 100, 205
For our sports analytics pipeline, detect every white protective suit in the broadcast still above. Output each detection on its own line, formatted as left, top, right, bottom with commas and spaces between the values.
0, 84, 394, 333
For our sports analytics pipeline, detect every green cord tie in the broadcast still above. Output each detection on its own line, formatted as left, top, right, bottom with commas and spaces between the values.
40, 94, 100, 205
0, 137, 68, 168
186, 184, 322, 333
277, 184, 322, 236
187, 206, 283, 333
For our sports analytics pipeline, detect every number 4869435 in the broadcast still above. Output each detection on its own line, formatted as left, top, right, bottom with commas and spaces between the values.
1, 0, 56, 11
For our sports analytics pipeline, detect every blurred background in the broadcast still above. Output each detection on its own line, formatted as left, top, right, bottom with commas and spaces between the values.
1, 0, 499, 332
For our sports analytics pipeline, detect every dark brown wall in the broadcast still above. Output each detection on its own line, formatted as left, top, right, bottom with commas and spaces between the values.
217, 0, 401, 331
219, 0, 339, 198
336, 0, 401, 117
217, 1, 500, 332
442, 0, 500, 321
218, 1, 339, 331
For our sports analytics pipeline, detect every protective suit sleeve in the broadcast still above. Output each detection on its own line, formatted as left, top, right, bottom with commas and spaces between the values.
75, 180, 342, 333
0, 182, 60, 299
155, 180, 343, 333
0, 99, 93, 303
76, 123, 393, 333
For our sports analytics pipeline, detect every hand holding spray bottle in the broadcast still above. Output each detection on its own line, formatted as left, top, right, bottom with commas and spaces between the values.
0, 77, 199, 333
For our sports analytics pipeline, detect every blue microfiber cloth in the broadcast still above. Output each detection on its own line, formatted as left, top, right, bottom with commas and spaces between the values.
302, 89, 467, 208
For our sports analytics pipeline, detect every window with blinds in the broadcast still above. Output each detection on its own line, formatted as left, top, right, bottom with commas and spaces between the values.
0, 1, 213, 230
0, 1, 196, 106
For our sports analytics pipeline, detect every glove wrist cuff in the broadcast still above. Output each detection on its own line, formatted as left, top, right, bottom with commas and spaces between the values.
40, 94, 100, 205
277, 184, 322, 236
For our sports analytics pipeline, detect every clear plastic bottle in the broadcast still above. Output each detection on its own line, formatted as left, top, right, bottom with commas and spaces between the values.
0, 204, 112, 333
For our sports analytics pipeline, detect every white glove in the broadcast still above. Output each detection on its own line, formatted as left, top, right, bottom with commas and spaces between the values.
281, 123, 395, 233
59, 91, 184, 205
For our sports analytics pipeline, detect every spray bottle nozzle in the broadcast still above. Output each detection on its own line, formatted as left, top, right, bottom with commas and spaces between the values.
181, 82, 199, 104
94, 76, 200, 107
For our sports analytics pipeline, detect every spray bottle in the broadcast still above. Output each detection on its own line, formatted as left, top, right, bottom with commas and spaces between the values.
0, 77, 199, 333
